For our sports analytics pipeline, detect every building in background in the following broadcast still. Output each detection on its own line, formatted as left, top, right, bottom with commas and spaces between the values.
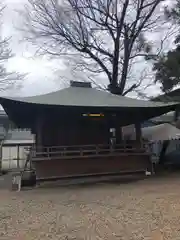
1, 129, 34, 172
0, 109, 34, 173
0, 109, 18, 139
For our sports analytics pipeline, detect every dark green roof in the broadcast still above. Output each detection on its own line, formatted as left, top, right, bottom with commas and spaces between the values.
0, 84, 178, 108
0, 81, 179, 128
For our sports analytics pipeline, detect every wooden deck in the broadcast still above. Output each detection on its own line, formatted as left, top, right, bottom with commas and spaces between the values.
29, 143, 152, 181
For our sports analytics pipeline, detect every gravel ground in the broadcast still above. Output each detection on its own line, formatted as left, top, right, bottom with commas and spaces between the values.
1, 175, 180, 240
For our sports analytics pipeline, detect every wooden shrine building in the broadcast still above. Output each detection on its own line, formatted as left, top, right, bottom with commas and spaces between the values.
0, 81, 179, 180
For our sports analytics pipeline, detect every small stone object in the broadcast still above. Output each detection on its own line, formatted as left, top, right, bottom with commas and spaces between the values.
145, 170, 151, 176
11, 173, 22, 191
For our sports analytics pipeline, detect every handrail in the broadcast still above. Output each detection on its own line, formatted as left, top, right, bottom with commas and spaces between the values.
32, 142, 146, 151
31, 142, 148, 160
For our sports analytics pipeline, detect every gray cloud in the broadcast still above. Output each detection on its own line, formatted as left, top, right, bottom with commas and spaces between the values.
2, 0, 64, 96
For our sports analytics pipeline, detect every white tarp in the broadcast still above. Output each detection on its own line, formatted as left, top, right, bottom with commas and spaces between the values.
122, 123, 180, 141
142, 123, 180, 141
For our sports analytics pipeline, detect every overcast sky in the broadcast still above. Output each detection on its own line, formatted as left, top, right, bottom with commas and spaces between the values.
2, 0, 65, 97
1, 0, 175, 98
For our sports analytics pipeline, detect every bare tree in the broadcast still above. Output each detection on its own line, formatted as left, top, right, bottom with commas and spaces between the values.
0, 4, 24, 92
22, 0, 166, 95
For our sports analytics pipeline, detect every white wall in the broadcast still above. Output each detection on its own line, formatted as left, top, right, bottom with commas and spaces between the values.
1, 146, 30, 171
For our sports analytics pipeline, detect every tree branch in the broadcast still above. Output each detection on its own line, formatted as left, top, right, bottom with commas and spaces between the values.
22, 0, 165, 95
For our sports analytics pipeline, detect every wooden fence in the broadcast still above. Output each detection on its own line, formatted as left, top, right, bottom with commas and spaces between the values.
31, 142, 148, 161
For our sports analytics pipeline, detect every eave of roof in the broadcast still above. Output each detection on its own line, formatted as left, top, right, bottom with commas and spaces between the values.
0, 81, 179, 129
0, 86, 179, 109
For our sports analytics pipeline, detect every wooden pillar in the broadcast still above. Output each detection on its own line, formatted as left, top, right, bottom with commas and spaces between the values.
17, 145, 20, 169
174, 107, 179, 121
135, 122, 142, 147
117, 127, 123, 144
36, 115, 43, 152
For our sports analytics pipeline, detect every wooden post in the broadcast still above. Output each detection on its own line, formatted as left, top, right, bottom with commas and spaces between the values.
36, 115, 43, 152
116, 127, 122, 144
17, 145, 20, 169
135, 122, 142, 147
174, 107, 179, 121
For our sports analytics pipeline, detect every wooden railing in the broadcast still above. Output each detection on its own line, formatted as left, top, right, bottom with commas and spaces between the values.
30, 142, 149, 161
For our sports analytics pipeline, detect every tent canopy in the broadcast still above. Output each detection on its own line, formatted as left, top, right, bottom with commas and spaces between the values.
142, 123, 180, 141
123, 123, 180, 141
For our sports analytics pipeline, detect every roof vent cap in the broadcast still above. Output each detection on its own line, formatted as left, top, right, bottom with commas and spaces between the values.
70, 81, 92, 88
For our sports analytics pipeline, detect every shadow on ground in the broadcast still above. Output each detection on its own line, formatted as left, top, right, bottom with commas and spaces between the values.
2, 171, 180, 191
36, 174, 147, 190
0, 173, 11, 189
